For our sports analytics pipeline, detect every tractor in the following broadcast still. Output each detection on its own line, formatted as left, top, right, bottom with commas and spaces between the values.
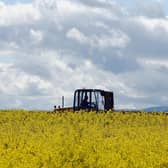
54, 89, 114, 112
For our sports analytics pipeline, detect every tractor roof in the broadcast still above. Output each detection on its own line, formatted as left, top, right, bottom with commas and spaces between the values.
75, 89, 113, 93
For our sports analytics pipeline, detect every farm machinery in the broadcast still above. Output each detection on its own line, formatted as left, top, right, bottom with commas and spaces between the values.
54, 89, 114, 112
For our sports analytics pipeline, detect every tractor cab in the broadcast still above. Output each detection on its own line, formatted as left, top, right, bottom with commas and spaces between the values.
73, 89, 114, 111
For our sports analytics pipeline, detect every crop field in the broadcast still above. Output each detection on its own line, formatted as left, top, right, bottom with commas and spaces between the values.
0, 110, 168, 168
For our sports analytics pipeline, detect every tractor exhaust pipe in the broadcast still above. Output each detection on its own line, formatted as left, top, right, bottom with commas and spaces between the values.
62, 96, 64, 108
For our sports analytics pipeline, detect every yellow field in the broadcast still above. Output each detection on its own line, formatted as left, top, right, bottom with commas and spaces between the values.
0, 110, 168, 168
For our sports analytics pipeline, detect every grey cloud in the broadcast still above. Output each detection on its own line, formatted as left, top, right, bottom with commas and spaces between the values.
134, 1, 165, 18
120, 69, 168, 99
70, 0, 126, 16
113, 17, 168, 59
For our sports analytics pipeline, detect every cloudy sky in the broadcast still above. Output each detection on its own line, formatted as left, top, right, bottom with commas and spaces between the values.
1, 0, 168, 110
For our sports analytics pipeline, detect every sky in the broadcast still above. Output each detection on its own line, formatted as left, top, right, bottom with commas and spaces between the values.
1, 0, 168, 110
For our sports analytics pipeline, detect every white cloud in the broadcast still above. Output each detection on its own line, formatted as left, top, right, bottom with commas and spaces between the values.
66, 28, 89, 45
0, 2, 41, 26
134, 16, 168, 32
66, 28, 130, 49
34, 0, 120, 23
138, 58, 168, 73
30, 29, 43, 43
0, 63, 52, 96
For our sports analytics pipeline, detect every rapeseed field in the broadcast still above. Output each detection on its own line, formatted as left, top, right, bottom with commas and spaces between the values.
0, 110, 168, 168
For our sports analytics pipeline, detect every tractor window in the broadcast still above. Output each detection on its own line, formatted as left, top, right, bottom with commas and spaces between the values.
91, 92, 97, 110
74, 91, 78, 107
80, 91, 90, 109
95, 91, 104, 110
74, 90, 81, 110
